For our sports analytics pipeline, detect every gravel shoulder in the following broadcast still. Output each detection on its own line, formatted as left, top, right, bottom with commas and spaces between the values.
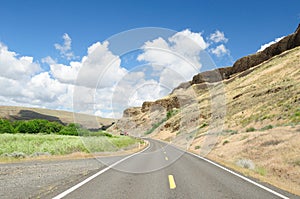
0, 158, 105, 199
0, 142, 148, 199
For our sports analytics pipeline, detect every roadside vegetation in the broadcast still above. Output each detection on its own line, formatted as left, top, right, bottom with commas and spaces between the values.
0, 119, 140, 159
145, 109, 179, 135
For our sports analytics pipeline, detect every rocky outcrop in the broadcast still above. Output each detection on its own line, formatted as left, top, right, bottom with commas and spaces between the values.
176, 24, 300, 88
141, 96, 180, 113
231, 24, 300, 75
123, 107, 142, 117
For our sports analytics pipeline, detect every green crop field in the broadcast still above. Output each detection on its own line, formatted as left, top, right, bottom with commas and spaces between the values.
0, 133, 139, 159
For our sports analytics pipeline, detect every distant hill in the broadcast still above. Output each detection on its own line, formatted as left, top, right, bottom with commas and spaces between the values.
0, 106, 115, 130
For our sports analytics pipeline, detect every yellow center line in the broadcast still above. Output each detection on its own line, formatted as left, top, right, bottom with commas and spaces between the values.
165, 156, 168, 161
168, 175, 176, 189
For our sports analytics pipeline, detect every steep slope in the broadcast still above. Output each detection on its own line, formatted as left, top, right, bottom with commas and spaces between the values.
110, 26, 300, 195
0, 106, 115, 129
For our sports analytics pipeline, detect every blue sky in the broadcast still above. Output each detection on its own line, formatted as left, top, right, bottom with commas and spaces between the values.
1, 0, 299, 65
0, 0, 299, 118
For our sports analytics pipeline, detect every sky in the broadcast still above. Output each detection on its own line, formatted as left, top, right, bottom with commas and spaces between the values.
0, 0, 299, 118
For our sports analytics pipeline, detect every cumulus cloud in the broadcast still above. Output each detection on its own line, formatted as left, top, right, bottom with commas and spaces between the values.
0, 42, 73, 110
257, 36, 284, 52
0, 29, 232, 118
137, 29, 207, 89
43, 56, 81, 85
54, 33, 76, 60
210, 44, 229, 57
209, 30, 228, 43
0, 43, 41, 80
46, 41, 128, 89
77, 41, 127, 88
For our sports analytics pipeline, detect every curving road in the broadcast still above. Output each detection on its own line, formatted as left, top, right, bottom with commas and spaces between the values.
53, 139, 294, 199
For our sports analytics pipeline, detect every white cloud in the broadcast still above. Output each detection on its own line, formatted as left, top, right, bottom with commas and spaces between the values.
257, 36, 284, 52
46, 41, 128, 89
209, 30, 228, 43
210, 44, 229, 57
54, 33, 76, 60
24, 72, 67, 103
0, 42, 74, 110
137, 29, 207, 89
43, 56, 81, 85
0, 43, 41, 80
0, 29, 232, 118
77, 41, 127, 88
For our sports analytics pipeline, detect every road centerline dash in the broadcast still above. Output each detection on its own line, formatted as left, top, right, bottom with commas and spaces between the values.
168, 175, 176, 189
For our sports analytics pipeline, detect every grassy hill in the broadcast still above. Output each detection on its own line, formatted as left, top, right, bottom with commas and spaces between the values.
0, 106, 115, 129
110, 46, 300, 195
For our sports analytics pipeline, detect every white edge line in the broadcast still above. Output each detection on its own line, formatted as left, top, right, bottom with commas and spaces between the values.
52, 140, 150, 199
153, 138, 290, 199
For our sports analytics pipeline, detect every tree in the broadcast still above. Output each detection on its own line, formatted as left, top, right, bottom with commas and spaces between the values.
0, 119, 14, 134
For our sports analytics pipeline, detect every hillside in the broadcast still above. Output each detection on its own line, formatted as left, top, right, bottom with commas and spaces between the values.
0, 106, 115, 130
109, 26, 300, 195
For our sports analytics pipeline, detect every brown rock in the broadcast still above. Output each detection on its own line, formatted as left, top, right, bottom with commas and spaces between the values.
123, 107, 142, 117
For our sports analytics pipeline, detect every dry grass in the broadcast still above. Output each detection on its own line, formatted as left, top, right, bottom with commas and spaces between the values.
190, 125, 300, 196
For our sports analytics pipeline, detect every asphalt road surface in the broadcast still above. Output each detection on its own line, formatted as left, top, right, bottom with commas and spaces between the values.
54, 139, 294, 199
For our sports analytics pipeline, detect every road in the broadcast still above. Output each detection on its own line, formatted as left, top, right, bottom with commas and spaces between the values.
54, 139, 293, 199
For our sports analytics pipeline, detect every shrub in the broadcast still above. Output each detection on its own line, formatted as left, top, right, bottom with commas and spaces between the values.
58, 123, 82, 136
199, 123, 208, 129
195, 145, 201, 150
167, 109, 179, 120
236, 159, 255, 170
41, 122, 63, 134
145, 118, 167, 134
15, 119, 56, 134
246, 127, 256, 132
223, 129, 238, 135
0, 119, 14, 134
223, 140, 229, 145
260, 125, 273, 131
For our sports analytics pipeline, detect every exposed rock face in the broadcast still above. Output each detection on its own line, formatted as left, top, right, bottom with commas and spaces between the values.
141, 96, 180, 113
191, 68, 226, 85
231, 24, 300, 75
123, 107, 142, 117
179, 24, 300, 87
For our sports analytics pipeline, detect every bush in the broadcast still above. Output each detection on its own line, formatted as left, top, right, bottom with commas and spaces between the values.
199, 123, 208, 129
145, 118, 167, 135
41, 122, 63, 134
58, 123, 81, 136
167, 109, 179, 120
260, 125, 273, 131
246, 127, 256, 132
0, 119, 15, 134
0, 119, 110, 137
13, 119, 63, 134
223, 140, 229, 145
236, 159, 255, 170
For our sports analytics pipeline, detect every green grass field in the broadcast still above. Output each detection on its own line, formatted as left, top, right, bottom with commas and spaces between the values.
0, 133, 139, 158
